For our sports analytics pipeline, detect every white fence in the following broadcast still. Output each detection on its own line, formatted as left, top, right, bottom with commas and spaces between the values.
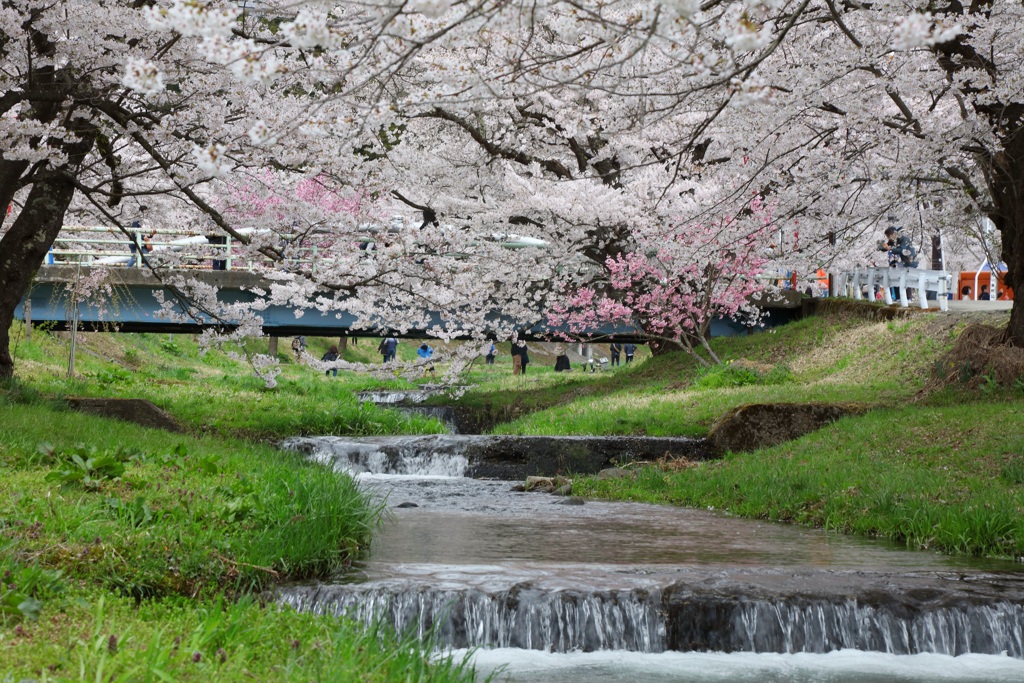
46, 224, 549, 272
833, 268, 952, 311
48, 225, 264, 270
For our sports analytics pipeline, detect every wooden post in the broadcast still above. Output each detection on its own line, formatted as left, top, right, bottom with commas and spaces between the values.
268, 336, 279, 357
24, 298, 31, 341
68, 302, 79, 378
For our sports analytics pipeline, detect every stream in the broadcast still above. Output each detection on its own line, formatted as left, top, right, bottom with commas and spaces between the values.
279, 435, 1024, 682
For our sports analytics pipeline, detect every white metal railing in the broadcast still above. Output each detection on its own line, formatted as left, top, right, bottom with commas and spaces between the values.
46, 226, 342, 272
833, 267, 951, 311
45, 224, 548, 272
50, 226, 236, 270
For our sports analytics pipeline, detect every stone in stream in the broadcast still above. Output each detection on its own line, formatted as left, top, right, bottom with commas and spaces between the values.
524, 475, 572, 493
395, 502, 419, 508
556, 497, 584, 506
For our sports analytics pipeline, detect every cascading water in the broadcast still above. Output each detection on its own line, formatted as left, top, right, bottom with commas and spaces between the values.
279, 436, 1024, 682
283, 435, 469, 477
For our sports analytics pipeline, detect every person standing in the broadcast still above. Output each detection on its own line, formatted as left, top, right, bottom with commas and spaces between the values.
417, 343, 435, 376
291, 335, 306, 360
127, 224, 140, 268
624, 343, 636, 363
126, 207, 151, 268
321, 345, 339, 377
207, 233, 228, 270
610, 342, 622, 367
554, 344, 571, 372
511, 342, 529, 375
378, 336, 398, 363
485, 342, 496, 365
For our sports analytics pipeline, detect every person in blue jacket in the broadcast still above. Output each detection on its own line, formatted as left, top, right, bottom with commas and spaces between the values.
417, 343, 434, 376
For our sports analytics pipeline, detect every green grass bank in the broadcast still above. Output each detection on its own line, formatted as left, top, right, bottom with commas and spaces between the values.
449, 308, 1024, 561
1, 324, 484, 682
4, 305, 1024, 679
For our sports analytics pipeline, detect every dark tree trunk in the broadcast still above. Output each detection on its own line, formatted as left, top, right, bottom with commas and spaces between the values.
0, 160, 30, 224
988, 131, 1024, 346
0, 175, 79, 379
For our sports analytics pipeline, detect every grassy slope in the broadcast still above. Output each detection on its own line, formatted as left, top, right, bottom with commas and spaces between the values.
0, 592, 478, 682
577, 401, 1024, 558
0, 402, 377, 597
8, 323, 446, 439
483, 313, 947, 436
1, 327, 478, 682
456, 309, 1024, 560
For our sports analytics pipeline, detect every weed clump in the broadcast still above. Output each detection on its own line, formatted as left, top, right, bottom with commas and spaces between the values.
693, 359, 793, 390
1000, 458, 1024, 486
930, 323, 1024, 391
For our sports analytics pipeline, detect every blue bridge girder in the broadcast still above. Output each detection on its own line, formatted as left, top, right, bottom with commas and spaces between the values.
15, 266, 642, 340
17, 266, 801, 340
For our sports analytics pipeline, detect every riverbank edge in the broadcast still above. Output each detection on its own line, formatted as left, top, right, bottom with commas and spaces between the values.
573, 399, 1024, 562
443, 308, 1024, 562
0, 398, 478, 682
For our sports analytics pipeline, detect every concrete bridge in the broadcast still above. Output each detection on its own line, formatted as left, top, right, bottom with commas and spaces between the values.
16, 265, 802, 340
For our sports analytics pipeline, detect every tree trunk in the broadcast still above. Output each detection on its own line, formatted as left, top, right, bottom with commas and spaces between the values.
268, 336, 279, 357
988, 131, 1024, 346
0, 160, 30, 226
0, 175, 79, 379
338, 336, 348, 353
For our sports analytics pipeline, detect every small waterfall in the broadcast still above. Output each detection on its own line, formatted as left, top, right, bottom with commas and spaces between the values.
357, 389, 442, 404
283, 434, 712, 480
669, 597, 1024, 657
283, 436, 468, 477
279, 582, 1024, 657
280, 583, 666, 652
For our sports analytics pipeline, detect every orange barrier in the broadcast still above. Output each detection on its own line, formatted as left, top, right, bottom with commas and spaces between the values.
957, 271, 1014, 301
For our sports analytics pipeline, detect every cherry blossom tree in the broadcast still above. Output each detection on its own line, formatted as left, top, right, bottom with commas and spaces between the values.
548, 200, 775, 363
3, 0, 1023, 382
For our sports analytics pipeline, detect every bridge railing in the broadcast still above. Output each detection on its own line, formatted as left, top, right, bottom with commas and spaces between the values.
48, 226, 330, 271
833, 267, 951, 311
47, 224, 548, 272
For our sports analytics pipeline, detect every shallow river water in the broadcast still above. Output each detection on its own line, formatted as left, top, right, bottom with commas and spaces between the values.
279, 436, 1024, 683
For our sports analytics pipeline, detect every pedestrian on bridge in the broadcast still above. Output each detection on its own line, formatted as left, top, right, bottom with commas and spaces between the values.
127, 221, 154, 268
207, 233, 228, 270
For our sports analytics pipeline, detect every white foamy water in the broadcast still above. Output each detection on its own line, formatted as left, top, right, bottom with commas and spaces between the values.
459, 649, 1024, 683
284, 436, 469, 477
280, 434, 1024, 672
